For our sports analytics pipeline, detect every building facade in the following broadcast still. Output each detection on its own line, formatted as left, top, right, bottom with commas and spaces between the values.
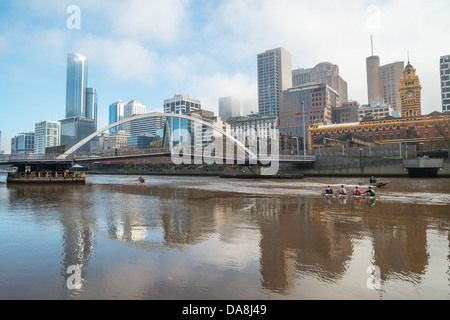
257, 47, 292, 117
279, 83, 338, 150
130, 116, 164, 137
334, 101, 360, 124
440, 54, 450, 112
164, 94, 201, 114
292, 62, 348, 103
62, 53, 97, 149
11, 132, 35, 155
308, 112, 449, 150
66, 53, 88, 119
123, 100, 146, 133
34, 121, 60, 154
380, 61, 404, 112
400, 61, 422, 117
60, 117, 96, 153
359, 100, 397, 121
109, 100, 126, 133
85, 87, 98, 130
231, 116, 278, 150
366, 53, 404, 112
366, 55, 382, 103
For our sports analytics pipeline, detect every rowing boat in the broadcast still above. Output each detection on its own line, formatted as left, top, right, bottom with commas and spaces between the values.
322, 193, 377, 199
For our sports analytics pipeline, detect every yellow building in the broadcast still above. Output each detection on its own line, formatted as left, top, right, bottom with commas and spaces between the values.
399, 61, 422, 117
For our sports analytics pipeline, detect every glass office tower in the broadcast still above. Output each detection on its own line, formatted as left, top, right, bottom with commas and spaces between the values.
66, 53, 88, 119
85, 87, 98, 130
109, 101, 126, 133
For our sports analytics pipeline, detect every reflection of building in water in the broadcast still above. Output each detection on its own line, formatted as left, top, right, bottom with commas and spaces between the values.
363, 203, 429, 280
251, 197, 355, 294
7, 184, 96, 294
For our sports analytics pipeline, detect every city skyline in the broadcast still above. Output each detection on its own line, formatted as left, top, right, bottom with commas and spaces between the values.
1, 0, 449, 153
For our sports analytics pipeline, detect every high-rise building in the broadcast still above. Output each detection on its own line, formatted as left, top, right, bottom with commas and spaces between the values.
124, 100, 146, 133
34, 121, 60, 154
440, 54, 450, 112
11, 132, 35, 155
292, 62, 348, 103
379, 61, 404, 112
400, 60, 422, 117
85, 87, 98, 130
130, 116, 164, 137
257, 47, 292, 117
164, 94, 201, 114
60, 117, 96, 153
365, 40, 404, 112
279, 83, 338, 150
62, 53, 97, 151
66, 53, 88, 119
109, 100, 126, 133
219, 96, 241, 123
366, 55, 382, 103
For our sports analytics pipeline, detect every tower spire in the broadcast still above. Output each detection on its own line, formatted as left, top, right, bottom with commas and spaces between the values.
371, 35, 374, 56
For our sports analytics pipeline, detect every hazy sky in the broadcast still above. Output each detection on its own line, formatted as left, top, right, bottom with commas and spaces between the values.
1, 0, 449, 153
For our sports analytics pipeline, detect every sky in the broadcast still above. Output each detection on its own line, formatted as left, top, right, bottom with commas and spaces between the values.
1, 0, 449, 153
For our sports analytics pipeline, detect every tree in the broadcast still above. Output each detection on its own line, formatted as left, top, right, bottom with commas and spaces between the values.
433, 119, 450, 157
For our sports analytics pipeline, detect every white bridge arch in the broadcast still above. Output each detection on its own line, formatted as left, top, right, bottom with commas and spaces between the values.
57, 112, 257, 160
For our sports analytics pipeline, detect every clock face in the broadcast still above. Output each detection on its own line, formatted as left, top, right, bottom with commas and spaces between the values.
406, 91, 414, 98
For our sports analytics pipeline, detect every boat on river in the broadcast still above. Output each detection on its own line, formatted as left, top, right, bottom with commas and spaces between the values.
370, 181, 390, 187
322, 193, 378, 199
138, 176, 146, 183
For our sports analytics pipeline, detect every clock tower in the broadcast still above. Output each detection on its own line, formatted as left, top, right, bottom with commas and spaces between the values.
399, 60, 422, 117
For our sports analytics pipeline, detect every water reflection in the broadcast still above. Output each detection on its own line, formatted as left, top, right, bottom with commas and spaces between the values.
2, 177, 449, 299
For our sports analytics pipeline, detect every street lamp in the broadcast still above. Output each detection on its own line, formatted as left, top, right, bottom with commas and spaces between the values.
295, 102, 307, 158
301, 101, 306, 157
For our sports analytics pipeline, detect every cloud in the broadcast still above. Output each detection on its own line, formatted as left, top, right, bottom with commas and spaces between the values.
77, 35, 160, 83
104, 0, 191, 45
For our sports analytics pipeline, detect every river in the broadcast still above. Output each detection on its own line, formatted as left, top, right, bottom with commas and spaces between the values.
0, 173, 449, 300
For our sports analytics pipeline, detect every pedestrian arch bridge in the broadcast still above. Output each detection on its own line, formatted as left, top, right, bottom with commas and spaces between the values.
57, 112, 258, 161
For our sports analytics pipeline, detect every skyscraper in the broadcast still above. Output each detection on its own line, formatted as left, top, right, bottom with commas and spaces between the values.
257, 47, 292, 117
292, 62, 348, 103
379, 61, 404, 112
164, 94, 201, 114
34, 121, 60, 154
124, 100, 146, 133
85, 88, 98, 130
66, 53, 88, 118
61, 53, 97, 151
365, 39, 404, 112
109, 100, 126, 133
11, 132, 35, 155
440, 54, 450, 112
366, 55, 382, 104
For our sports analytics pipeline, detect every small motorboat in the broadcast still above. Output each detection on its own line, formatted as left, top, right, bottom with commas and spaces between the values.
370, 181, 389, 187
138, 176, 146, 183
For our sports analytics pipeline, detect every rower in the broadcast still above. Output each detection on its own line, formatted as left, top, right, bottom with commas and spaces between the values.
325, 186, 334, 194
352, 186, 362, 195
339, 185, 347, 195
370, 176, 377, 183
363, 186, 376, 197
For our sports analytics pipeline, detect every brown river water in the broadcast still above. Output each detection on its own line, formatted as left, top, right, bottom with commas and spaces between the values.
0, 173, 449, 300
